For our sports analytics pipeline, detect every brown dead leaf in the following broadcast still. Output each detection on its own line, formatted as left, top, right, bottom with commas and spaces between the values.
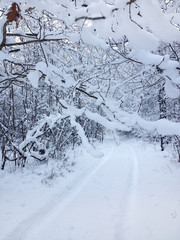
6, 2, 22, 28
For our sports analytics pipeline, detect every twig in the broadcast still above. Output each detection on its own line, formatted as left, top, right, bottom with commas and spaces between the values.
75, 16, 105, 22
169, 44, 180, 62
0, 21, 8, 50
128, 4, 143, 29
0, 38, 65, 49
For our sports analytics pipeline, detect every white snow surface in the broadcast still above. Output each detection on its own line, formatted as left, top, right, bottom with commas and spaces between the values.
0, 139, 180, 240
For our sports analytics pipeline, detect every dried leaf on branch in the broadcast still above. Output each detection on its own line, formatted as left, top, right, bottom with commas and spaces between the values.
6, 2, 22, 28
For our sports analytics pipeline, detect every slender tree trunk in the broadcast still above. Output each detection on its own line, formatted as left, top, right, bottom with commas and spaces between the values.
11, 85, 15, 130
158, 83, 166, 151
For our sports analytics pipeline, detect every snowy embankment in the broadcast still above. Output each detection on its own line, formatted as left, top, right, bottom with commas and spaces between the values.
0, 139, 180, 240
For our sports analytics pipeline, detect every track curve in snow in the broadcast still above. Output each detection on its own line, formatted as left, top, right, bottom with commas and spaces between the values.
3, 143, 139, 240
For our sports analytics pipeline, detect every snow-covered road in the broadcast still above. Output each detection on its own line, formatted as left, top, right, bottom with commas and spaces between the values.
1, 140, 180, 240
2, 144, 137, 240
27, 144, 137, 240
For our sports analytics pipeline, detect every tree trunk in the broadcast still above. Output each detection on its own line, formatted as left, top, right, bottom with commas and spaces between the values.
158, 84, 166, 151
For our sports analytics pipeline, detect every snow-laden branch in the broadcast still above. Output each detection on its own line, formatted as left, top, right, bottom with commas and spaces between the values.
116, 109, 180, 137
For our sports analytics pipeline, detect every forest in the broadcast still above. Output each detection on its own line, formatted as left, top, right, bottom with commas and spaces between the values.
0, 0, 180, 168
1, 1, 180, 240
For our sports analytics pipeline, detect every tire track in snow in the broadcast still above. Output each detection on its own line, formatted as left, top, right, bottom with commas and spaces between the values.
27, 144, 137, 240
128, 145, 139, 191
3, 145, 115, 240
128, 144, 139, 217
117, 144, 139, 240
113, 143, 139, 240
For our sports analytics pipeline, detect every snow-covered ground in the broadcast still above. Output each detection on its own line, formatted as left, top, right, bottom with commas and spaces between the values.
0, 139, 180, 240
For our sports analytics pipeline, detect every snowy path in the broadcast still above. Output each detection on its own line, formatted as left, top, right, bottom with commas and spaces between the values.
3, 144, 138, 240
1, 141, 180, 240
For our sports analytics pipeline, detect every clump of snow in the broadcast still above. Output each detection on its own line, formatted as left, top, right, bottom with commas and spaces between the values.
27, 70, 41, 88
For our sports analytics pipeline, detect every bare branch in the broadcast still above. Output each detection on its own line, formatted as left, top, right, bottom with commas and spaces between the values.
0, 21, 8, 50
128, 5, 143, 29
75, 16, 105, 22
0, 38, 65, 49
127, 0, 136, 5
6, 33, 38, 38
109, 39, 142, 65
169, 44, 180, 62
76, 87, 98, 100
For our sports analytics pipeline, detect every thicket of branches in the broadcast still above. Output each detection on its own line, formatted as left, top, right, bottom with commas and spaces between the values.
0, 1, 180, 170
